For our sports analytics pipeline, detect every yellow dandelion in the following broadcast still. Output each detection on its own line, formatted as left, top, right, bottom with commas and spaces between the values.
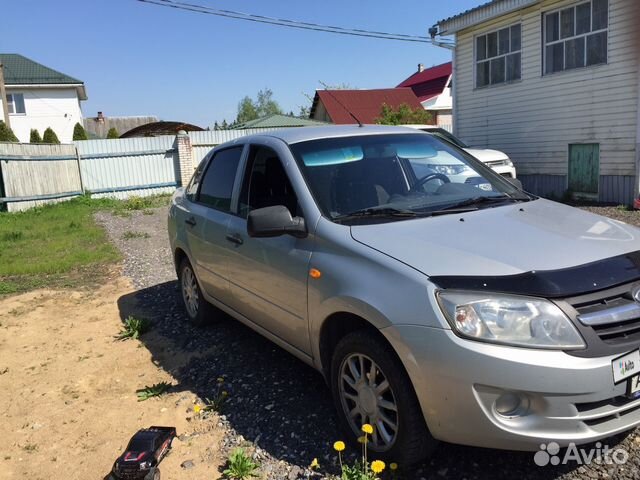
371, 460, 386, 474
333, 440, 346, 452
217, 377, 225, 383
357, 436, 368, 444
390, 462, 398, 470
193, 405, 201, 414
309, 457, 319, 469
361, 424, 374, 435
221, 391, 229, 397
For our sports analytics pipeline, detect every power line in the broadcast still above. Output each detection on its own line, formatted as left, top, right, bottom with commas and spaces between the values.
136, 0, 454, 45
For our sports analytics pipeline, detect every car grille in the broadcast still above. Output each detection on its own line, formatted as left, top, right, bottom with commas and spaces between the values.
485, 160, 507, 167
568, 284, 640, 345
115, 465, 147, 480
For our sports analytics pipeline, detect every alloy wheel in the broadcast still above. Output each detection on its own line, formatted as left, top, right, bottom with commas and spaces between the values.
338, 353, 399, 451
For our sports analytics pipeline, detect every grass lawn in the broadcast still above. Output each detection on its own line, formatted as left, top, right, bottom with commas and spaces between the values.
0, 194, 170, 296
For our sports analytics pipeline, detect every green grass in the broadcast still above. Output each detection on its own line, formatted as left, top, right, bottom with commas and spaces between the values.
116, 316, 150, 340
136, 381, 172, 401
0, 194, 170, 296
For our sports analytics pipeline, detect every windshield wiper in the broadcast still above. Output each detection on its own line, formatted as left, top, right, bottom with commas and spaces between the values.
335, 207, 419, 222
440, 195, 526, 210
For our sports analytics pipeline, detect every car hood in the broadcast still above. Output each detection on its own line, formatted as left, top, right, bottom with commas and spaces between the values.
350, 199, 640, 277
464, 148, 510, 162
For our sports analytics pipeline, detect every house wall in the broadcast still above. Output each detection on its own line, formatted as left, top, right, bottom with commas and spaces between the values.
5, 87, 83, 144
311, 101, 332, 123
454, 0, 639, 203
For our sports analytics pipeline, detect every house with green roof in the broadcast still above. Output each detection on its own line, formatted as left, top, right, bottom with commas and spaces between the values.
230, 114, 328, 130
0, 54, 87, 143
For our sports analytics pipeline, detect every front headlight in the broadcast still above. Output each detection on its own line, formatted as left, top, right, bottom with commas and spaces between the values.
426, 164, 471, 175
140, 461, 152, 470
436, 291, 585, 349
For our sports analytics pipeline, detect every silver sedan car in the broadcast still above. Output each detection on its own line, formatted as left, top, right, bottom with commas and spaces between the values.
169, 126, 640, 464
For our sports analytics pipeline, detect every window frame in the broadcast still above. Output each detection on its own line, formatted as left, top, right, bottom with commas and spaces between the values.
542, 0, 609, 76
474, 23, 523, 89
194, 145, 245, 213
6, 93, 26, 115
237, 144, 302, 220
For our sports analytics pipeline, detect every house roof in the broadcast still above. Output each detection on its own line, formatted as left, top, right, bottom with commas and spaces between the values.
120, 121, 204, 138
437, 0, 539, 35
311, 88, 423, 125
231, 114, 328, 130
397, 62, 452, 103
0, 53, 87, 100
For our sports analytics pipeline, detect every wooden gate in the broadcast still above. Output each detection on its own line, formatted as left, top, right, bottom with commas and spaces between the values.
568, 143, 599, 199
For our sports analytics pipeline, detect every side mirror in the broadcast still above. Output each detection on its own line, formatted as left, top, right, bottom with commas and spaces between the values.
247, 205, 307, 239
507, 177, 523, 190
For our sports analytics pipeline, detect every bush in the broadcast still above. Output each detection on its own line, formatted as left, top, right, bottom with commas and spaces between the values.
375, 103, 434, 125
29, 129, 42, 143
106, 127, 119, 139
72, 122, 88, 141
0, 121, 19, 142
42, 127, 60, 144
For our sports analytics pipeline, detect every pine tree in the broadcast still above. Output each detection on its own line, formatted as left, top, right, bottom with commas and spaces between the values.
42, 127, 61, 144
72, 122, 88, 141
30, 129, 42, 143
106, 127, 119, 139
0, 121, 19, 142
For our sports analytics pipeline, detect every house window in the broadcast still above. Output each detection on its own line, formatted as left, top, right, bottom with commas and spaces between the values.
544, 0, 608, 75
6, 93, 26, 114
475, 24, 522, 88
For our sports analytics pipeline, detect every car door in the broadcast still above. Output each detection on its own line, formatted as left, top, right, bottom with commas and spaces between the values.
186, 146, 245, 306
225, 144, 312, 354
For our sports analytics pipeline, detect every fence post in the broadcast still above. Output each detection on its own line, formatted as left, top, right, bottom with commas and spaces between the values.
175, 131, 194, 187
75, 146, 85, 194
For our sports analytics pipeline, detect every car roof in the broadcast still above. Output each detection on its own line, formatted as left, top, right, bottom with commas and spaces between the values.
239, 124, 426, 145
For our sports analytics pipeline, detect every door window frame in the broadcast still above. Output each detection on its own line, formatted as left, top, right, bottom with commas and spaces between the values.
236, 143, 304, 220
194, 145, 247, 213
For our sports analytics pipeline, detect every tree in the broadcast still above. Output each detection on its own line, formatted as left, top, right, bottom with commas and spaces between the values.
0, 121, 19, 142
375, 103, 434, 126
42, 127, 60, 144
213, 121, 220, 131
235, 88, 283, 124
30, 129, 43, 143
221, 120, 229, 130
72, 122, 88, 141
236, 96, 258, 124
106, 127, 119, 139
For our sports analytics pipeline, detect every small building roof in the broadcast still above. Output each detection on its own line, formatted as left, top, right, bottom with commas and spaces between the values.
311, 88, 423, 125
119, 121, 204, 138
437, 0, 539, 35
231, 114, 328, 130
397, 62, 452, 103
0, 53, 87, 100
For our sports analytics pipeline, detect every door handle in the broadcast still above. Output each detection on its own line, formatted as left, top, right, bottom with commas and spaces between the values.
185, 216, 197, 227
225, 233, 244, 246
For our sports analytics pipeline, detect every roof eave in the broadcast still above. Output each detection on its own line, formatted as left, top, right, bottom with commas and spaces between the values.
6, 82, 87, 100
437, 0, 539, 35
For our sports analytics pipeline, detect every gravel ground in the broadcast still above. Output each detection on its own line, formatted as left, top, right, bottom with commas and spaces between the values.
96, 205, 640, 480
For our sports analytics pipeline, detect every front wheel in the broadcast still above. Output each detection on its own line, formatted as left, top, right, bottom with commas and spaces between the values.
330, 330, 438, 465
178, 258, 213, 326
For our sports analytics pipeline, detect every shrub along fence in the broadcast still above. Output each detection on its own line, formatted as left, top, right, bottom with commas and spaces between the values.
0, 128, 271, 212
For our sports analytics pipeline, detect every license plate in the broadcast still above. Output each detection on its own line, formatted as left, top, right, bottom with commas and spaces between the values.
628, 375, 640, 399
612, 349, 640, 384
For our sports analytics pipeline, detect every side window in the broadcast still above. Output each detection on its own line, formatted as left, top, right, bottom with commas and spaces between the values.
197, 147, 243, 211
185, 158, 207, 201
239, 146, 300, 218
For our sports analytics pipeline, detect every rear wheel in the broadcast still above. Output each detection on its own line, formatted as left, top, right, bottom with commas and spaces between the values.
330, 330, 437, 465
178, 258, 214, 326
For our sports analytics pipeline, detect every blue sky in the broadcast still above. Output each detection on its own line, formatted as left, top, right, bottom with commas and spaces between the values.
4, 0, 478, 127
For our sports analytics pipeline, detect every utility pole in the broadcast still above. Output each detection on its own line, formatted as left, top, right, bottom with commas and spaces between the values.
0, 63, 10, 128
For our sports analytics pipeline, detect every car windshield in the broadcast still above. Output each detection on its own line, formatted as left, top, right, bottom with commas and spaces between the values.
289, 133, 530, 224
127, 437, 153, 452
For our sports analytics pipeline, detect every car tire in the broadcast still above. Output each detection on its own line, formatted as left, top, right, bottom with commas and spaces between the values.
330, 330, 438, 465
143, 468, 160, 480
178, 258, 215, 327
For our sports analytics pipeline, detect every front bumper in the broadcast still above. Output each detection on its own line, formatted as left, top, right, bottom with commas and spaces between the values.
382, 325, 640, 451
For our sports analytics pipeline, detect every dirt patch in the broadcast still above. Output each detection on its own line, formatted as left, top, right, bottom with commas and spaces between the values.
0, 278, 224, 480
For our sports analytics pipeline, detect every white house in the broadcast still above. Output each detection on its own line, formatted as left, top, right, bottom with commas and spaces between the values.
436, 0, 640, 203
0, 54, 87, 144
